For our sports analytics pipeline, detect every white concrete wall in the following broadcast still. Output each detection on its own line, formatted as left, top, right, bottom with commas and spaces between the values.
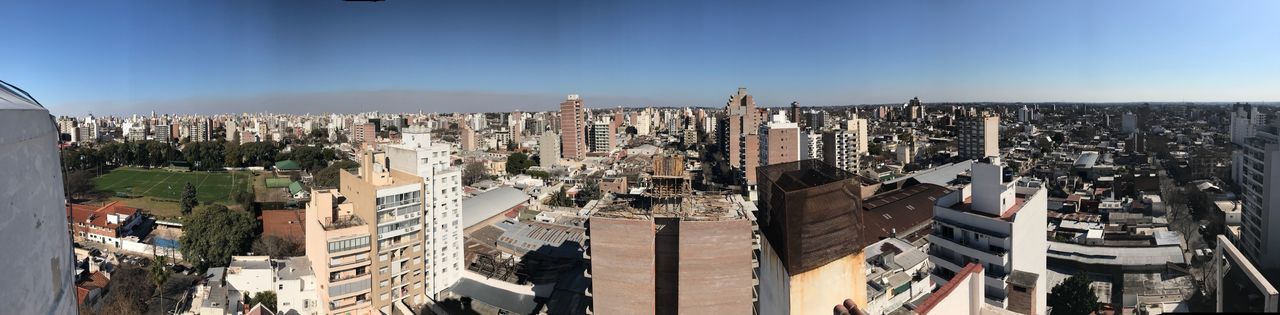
1010, 186, 1049, 315
757, 238, 790, 315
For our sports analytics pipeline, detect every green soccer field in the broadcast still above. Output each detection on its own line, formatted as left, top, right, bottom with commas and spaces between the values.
93, 168, 249, 205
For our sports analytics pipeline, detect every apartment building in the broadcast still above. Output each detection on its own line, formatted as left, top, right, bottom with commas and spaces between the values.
590, 116, 616, 153
760, 112, 801, 166
352, 123, 377, 146
822, 116, 869, 174
560, 94, 587, 160
720, 88, 764, 200
928, 157, 1047, 314
957, 110, 999, 160
584, 193, 759, 315
306, 150, 429, 314
386, 127, 465, 298
1239, 119, 1280, 269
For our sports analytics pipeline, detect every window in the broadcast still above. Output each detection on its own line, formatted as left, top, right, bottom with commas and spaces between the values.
380, 280, 389, 288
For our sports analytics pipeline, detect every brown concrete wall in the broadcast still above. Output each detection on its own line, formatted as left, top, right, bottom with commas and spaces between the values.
589, 217, 657, 315
1007, 284, 1035, 315
677, 219, 754, 314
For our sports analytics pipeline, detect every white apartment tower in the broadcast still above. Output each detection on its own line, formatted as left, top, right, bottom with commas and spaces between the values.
386, 126, 465, 298
929, 157, 1048, 314
1231, 104, 1265, 187
1238, 118, 1280, 269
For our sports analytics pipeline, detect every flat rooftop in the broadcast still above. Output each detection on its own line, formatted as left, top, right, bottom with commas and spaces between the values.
946, 195, 1027, 222
592, 193, 748, 221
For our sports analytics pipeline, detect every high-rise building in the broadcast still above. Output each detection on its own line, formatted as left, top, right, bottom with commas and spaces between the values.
306, 150, 429, 313
957, 110, 999, 160
720, 88, 764, 200
1231, 103, 1264, 146
1121, 111, 1138, 134
760, 112, 801, 166
584, 193, 759, 314
352, 123, 377, 146
822, 116, 868, 174
540, 131, 560, 168
590, 116, 616, 153
559, 94, 587, 160
459, 125, 476, 152
802, 109, 826, 131
387, 127, 464, 298
789, 101, 803, 129
1238, 118, 1280, 268
928, 157, 1047, 314
756, 160, 875, 314
154, 123, 172, 142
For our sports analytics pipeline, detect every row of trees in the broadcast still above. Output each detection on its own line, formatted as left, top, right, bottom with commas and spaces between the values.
61, 139, 340, 172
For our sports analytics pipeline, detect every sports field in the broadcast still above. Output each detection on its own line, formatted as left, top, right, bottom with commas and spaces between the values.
93, 168, 249, 205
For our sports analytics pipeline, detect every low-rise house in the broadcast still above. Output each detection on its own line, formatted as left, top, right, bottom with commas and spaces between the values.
67, 201, 146, 248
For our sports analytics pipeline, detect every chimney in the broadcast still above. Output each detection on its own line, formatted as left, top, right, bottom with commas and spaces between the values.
1005, 270, 1040, 315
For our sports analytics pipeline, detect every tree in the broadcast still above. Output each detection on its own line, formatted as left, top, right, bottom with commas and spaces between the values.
575, 182, 602, 207
1048, 275, 1100, 315
252, 235, 304, 258
545, 187, 575, 207
181, 182, 199, 215
625, 126, 638, 135
462, 161, 486, 186
314, 159, 359, 188
96, 266, 153, 314
65, 170, 96, 200
246, 291, 277, 312
149, 256, 171, 305
506, 152, 535, 175
180, 204, 257, 270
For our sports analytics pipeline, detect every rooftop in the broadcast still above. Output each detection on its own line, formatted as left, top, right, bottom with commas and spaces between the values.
946, 195, 1028, 222
757, 159, 873, 193
861, 184, 950, 242
67, 201, 140, 229
260, 209, 304, 241
591, 192, 750, 221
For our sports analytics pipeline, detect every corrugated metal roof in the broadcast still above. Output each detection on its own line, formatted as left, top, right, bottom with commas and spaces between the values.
462, 187, 529, 228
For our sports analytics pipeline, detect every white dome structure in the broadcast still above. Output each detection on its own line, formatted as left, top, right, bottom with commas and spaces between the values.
0, 81, 77, 314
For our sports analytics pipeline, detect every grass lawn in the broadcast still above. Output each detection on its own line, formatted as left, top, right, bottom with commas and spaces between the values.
93, 168, 250, 218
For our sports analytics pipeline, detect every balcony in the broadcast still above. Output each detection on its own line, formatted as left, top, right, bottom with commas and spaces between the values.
330, 270, 371, 283
330, 254, 370, 267
377, 198, 421, 211
321, 215, 366, 231
330, 298, 371, 312
928, 233, 1009, 265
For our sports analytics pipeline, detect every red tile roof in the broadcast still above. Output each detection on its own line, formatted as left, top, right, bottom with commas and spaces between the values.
67, 201, 140, 229
260, 210, 305, 241
74, 271, 110, 304
915, 263, 984, 315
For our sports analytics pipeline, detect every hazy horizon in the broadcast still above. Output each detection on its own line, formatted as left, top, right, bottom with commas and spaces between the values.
7, 0, 1280, 116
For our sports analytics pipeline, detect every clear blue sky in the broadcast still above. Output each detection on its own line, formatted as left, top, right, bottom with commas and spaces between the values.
4, 0, 1280, 115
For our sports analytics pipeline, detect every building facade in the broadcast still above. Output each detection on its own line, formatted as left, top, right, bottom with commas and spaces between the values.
585, 193, 759, 315
957, 110, 999, 160
386, 127, 465, 298
760, 112, 801, 167
1239, 119, 1280, 269
559, 94, 587, 160
928, 157, 1047, 314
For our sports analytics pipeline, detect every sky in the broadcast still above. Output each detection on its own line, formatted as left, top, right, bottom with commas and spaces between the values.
4, 0, 1280, 116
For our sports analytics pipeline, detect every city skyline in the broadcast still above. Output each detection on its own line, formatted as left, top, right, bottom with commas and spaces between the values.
7, 0, 1280, 116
